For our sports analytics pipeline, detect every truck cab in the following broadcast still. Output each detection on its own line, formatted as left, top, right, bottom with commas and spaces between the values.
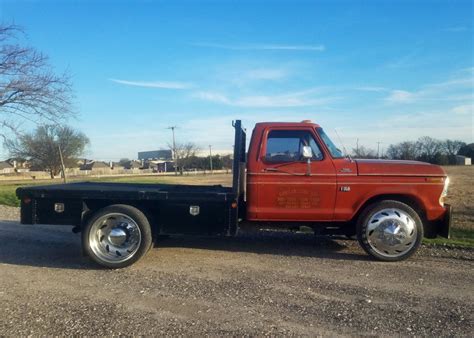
16, 119, 452, 268
244, 120, 451, 260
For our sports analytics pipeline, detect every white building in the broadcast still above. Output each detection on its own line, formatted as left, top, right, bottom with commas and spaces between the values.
455, 155, 472, 165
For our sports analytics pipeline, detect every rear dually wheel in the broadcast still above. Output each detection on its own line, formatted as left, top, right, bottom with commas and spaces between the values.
83, 204, 152, 268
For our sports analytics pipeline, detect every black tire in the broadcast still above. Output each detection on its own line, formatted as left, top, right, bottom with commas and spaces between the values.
82, 204, 153, 269
356, 200, 424, 262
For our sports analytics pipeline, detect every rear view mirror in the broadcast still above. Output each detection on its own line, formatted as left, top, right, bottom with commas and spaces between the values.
301, 145, 312, 159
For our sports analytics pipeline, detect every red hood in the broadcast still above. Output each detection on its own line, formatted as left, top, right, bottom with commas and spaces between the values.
355, 159, 446, 177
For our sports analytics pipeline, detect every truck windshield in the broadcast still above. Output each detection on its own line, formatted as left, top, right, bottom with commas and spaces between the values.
317, 128, 344, 158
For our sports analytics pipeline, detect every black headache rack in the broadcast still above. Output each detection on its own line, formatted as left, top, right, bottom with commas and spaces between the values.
229, 119, 247, 235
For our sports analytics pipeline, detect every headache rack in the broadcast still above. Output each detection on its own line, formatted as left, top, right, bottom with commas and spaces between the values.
229, 119, 247, 235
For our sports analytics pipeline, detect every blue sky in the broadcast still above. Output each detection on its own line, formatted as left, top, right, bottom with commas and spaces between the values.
0, 0, 472, 160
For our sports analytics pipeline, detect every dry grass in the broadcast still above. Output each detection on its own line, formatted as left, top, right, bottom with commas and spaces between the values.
443, 166, 473, 231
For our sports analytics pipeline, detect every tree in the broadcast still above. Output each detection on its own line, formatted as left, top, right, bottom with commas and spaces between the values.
352, 145, 377, 159
0, 24, 73, 138
386, 141, 418, 160
5, 125, 89, 178
118, 158, 130, 166
416, 136, 442, 163
458, 143, 474, 159
442, 140, 466, 156
169, 142, 201, 171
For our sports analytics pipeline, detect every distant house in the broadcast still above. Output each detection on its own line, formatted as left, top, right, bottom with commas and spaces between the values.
138, 149, 172, 160
6, 158, 30, 172
111, 162, 124, 170
140, 159, 175, 172
123, 160, 142, 170
455, 155, 472, 165
156, 160, 175, 172
80, 161, 111, 171
0, 161, 15, 174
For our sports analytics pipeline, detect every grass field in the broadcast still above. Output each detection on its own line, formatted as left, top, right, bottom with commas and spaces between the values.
1, 167, 472, 247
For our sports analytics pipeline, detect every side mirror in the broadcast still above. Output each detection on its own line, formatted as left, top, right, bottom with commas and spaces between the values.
301, 145, 312, 159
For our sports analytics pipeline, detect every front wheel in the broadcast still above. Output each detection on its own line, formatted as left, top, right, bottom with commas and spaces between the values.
357, 200, 423, 261
83, 204, 152, 268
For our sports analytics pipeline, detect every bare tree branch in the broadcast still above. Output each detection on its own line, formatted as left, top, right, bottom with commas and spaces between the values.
0, 24, 74, 139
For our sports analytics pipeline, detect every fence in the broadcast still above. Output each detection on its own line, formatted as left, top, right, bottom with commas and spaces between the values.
0, 168, 231, 181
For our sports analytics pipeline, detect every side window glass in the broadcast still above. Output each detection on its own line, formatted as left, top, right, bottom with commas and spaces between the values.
264, 130, 323, 163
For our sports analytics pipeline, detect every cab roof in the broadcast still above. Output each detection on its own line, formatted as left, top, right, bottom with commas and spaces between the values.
254, 120, 321, 129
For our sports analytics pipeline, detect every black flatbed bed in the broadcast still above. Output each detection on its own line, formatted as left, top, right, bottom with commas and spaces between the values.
16, 120, 247, 237
17, 181, 233, 201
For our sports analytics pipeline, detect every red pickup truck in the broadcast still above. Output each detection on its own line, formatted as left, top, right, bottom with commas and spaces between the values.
16, 120, 451, 268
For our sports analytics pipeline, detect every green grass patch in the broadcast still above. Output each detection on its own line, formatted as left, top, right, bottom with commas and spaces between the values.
423, 228, 474, 248
0, 183, 29, 207
0, 175, 173, 207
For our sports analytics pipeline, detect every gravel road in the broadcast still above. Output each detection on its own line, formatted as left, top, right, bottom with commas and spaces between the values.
0, 206, 472, 336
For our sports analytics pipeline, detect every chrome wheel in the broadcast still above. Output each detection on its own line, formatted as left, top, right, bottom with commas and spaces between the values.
88, 213, 142, 264
366, 208, 417, 258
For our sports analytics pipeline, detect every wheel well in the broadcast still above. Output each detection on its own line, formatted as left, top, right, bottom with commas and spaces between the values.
81, 200, 159, 237
352, 194, 426, 224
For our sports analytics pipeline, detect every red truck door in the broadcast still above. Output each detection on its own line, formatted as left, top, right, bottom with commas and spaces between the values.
249, 126, 337, 221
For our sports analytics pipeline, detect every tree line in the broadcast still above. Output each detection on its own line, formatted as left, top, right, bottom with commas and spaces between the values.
167, 142, 233, 171
353, 136, 471, 165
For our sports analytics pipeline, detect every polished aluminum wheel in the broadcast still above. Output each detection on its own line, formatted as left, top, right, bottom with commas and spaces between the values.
366, 208, 417, 258
88, 213, 142, 264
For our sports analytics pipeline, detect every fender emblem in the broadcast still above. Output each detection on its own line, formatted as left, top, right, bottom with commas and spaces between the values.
340, 168, 352, 173
340, 186, 351, 192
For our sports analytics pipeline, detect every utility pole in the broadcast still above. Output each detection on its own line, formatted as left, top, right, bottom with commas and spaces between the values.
167, 126, 178, 175
209, 145, 213, 174
58, 142, 67, 183
376, 141, 382, 159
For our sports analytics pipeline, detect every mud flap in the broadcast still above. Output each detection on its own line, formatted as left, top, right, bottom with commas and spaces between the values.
438, 204, 452, 239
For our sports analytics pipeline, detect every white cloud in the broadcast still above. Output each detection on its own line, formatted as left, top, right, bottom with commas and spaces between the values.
244, 68, 288, 81
193, 91, 231, 104
386, 90, 416, 103
110, 78, 193, 89
192, 88, 333, 108
355, 86, 388, 92
384, 73, 473, 104
192, 42, 325, 51
451, 104, 473, 115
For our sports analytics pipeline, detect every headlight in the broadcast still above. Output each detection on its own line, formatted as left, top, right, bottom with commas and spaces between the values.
442, 177, 449, 197
440, 177, 449, 206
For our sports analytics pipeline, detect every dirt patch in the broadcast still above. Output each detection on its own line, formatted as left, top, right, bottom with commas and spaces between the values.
0, 221, 472, 336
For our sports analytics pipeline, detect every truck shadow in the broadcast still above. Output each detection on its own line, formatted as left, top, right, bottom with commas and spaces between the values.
0, 221, 98, 270
0, 222, 368, 270
154, 231, 369, 261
